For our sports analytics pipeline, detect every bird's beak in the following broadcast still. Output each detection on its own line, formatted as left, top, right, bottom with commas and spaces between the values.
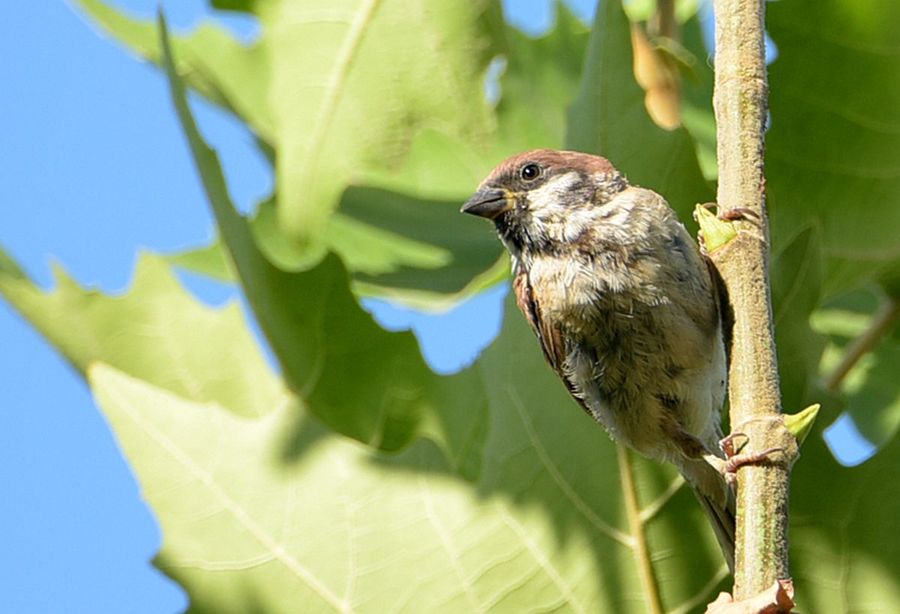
460, 187, 512, 219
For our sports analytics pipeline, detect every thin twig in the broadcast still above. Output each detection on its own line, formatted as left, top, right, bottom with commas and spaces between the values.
652, 0, 677, 39
823, 297, 900, 392
617, 446, 664, 614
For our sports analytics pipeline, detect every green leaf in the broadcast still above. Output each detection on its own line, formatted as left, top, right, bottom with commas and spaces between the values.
88, 293, 731, 612
262, 0, 500, 246
210, 0, 259, 13
166, 239, 234, 282
622, 0, 701, 23
0, 248, 282, 417
679, 12, 717, 180
492, 2, 591, 152
790, 430, 900, 612
566, 0, 713, 221
770, 226, 827, 415
166, 194, 507, 311
767, 0, 900, 296
160, 15, 487, 457
332, 188, 505, 306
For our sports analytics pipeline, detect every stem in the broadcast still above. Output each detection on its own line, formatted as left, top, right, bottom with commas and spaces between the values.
617, 445, 663, 614
652, 0, 677, 40
823, 297, 900, 392
710, 0, 794, 601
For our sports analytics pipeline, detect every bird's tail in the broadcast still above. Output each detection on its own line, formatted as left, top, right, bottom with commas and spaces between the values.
679, 458, 736, 573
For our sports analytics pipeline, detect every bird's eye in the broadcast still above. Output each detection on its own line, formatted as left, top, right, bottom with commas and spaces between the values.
520, 163, 541, 181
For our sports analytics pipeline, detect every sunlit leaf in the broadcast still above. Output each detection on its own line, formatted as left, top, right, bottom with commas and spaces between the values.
87, 292, 732, 613
161, 15, 487, 458
262, 0, 500, 246
0, 249, 282, 417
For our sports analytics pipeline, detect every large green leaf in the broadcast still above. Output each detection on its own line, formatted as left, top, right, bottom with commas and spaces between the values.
262, 0, 500, 246
790, 430, 900, 612
0, 249, 282, 418
75, 0, 504, 270
161, 16, 487, 459
491, 2, 591, 152
87, 293, 733, 613
109, 2, 595, 308
566, 0, 713, 220
770, 227, 827, 415
767, 0, 900, 296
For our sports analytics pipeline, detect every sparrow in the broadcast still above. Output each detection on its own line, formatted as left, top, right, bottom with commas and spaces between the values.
462, 149, 735, 569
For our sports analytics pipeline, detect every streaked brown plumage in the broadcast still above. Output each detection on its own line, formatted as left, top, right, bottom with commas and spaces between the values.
462, 149, 735, 569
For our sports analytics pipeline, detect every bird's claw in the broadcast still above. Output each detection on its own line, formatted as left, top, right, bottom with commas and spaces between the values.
717, 207, 760, 223
719, 431, 749, 457
718, 418, 788, 485
721, 447, 786, 486
695, 202, 760, 224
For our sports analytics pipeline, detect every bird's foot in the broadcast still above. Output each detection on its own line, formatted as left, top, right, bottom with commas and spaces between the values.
717, 207, 760, 223
696, 202, 760, 224
720, 447, 786, 486
717, 418, 789, 486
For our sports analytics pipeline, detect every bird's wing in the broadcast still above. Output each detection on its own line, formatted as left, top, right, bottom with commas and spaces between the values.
513, 269, 591, 415
703, 254, 732, 366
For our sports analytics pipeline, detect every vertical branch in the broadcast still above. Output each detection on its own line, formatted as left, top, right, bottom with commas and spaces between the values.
710, 0, 795, 601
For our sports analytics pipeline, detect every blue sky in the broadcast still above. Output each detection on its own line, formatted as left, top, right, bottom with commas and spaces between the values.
0, 1, 872, 612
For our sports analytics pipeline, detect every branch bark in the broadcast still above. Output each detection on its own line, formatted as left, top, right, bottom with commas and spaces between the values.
709, 0, 796, 603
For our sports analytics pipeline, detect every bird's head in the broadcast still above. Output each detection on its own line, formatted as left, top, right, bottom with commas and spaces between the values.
461, 149, 630, 256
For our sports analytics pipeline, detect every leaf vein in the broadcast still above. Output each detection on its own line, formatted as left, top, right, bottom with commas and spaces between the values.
507, 387, 632, 546
105, 381, 350, 612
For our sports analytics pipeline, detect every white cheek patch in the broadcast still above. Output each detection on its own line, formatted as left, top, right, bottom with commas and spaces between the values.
526, 172, 580, 218
600, 199, 634, 226
560, 208, 597, 241
596, 194, 635, 226
526, 171, 636, 242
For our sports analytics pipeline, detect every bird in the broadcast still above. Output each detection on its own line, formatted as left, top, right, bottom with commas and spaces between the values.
461, 148, 735, 569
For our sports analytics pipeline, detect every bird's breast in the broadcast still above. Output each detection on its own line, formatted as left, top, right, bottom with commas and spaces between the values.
524, 255, 605, 328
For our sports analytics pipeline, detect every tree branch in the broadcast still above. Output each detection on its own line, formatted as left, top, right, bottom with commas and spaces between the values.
709, 0, 796, 602
823, 297, 900, 392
